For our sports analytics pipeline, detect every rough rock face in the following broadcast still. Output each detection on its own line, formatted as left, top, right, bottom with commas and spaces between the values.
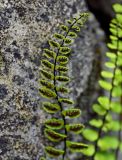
0, 0, 104, 159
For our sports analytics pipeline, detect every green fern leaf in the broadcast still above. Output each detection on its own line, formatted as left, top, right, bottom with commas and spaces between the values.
77, 21, 84, 26
60, 25, 68, 32
110, 101, 122, 113
68, 32, 77, 38
80, 12, 89, 18
40, 69, 54, 80
66, 141, 88, 152
103, 120, 120, 132
99, 80, 112, 91
41, 60, 54, 70
72, 25, 80, 32
53, 33, 65, 40
98, 136, 119, 150
56, 65, 68, 72
49, 40, 60, 48
64, 38, 73, 45
106, 52, 116, 59
43, 49, 56, 59
56, 86, 69, 93
82, 128, 98, 142
98, 96, 110, 110
59, 47, 71, 55
57, 55, 69, 64
42, 102, 60, 114
92, 104, 106, 116
56, 75, 70, 82
45, 146, 64, 158
59, 98, 74, 104
62, 109, 81, 118
45, 128, 66, 142
66, 123, 84, 134
101, 71, 113, 78
45, 118, 64, 130
39, 87, 56, 99
113, 3, 122, 13
89, 119, 103, 128
40, 79, 54, 89
112, 85, 122, 97
67, 19, 73, 24
82, 144, 95, 156
105, 62, 115, 68
95, 151, 115, 160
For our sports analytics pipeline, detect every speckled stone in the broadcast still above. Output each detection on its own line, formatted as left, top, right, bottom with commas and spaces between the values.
0, 0, 104, 160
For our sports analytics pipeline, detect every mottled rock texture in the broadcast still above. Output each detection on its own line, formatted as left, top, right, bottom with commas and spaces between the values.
0, 0, 104, 160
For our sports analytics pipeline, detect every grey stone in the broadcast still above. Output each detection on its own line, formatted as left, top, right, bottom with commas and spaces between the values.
0, 0, 105, 159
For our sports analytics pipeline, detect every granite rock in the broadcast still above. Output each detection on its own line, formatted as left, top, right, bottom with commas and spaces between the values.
0, 0, 104, 159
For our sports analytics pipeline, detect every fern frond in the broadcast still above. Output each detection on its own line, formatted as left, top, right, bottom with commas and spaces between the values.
39, 12, 89, 159
83, 4, 122, 160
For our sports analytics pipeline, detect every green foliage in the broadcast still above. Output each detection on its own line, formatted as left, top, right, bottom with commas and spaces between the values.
45, 118, 64, 130
81, 3, 122, 160
66, 141, 88, 152
42, 102, 60, 114
45, 128, 66, 142
45, 146, 64, 157
39, 12, 89, 159
62, 108, 81, 118
66, 123, 84, 134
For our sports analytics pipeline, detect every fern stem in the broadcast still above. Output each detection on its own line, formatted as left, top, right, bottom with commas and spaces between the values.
53, 16, 82, 159
91, 21, 120, 160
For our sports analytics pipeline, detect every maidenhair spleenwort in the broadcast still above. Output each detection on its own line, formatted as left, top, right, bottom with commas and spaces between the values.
39, 12, 89, 160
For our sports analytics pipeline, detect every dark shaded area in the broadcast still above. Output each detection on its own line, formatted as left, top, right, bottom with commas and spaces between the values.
0, 137, 9, 155
0, 85, 8, 99
85, 0, 115, 35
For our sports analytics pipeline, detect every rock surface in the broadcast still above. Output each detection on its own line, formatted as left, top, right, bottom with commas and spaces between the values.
0, 0, 104, 159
